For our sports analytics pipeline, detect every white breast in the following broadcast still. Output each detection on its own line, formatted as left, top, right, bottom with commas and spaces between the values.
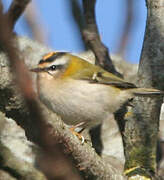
38, 77, 132, 129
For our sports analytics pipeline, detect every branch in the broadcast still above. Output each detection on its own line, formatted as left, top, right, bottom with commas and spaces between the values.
0, 142, 47, 180
6, 0, 31, 30
38, 104, 125, 180
0, 170, 17, 180
0, 112, 47, 180
82, 0, 121, 77
71, 0, 84, 34
70, 0, 86, 50
122, 0, 164, 179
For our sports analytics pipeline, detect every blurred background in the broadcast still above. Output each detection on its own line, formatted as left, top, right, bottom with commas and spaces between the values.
2, 0, 147, 64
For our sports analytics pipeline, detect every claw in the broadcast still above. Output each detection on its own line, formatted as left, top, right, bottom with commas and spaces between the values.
69, 122, 85, 144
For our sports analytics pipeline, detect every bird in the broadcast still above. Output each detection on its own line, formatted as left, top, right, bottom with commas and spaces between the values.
31, 51, 163, 134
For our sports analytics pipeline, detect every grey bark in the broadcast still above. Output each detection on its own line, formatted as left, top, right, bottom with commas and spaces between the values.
123, 0, 164, 179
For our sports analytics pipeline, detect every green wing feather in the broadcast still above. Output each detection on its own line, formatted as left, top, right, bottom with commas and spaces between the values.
79, 71, 137, 89
70, 55, 136, 89
68, 55, 164, 95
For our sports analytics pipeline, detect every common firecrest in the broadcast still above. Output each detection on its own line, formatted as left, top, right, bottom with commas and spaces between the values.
31, 52, 163, 130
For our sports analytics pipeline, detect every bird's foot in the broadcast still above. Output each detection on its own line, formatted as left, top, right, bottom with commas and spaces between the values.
69, 122, 85, 144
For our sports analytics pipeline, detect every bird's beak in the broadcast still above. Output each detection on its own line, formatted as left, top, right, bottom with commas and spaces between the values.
30, 67, 43, 73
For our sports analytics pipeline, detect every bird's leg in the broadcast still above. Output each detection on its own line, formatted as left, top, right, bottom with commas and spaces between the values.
69, 122, 85, 144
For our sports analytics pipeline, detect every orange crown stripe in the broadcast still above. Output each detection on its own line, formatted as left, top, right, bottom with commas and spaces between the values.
43, 52, 56, 60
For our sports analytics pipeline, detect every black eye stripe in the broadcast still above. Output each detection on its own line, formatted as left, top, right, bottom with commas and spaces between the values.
39, 52, 66, 64
44, 64, 63, 71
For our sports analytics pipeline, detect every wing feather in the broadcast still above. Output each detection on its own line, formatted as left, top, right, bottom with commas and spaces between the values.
78, 71, 136, 89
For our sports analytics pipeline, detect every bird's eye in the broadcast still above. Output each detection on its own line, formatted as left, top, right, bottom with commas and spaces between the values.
49, 65, 56, 71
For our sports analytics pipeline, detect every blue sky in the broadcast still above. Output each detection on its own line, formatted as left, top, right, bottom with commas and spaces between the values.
3, 0, 147, 63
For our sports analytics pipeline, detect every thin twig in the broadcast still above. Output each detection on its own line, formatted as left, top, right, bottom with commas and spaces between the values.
82, 0, 121, 77
70, 0, 86, 50
71, 0, 84, 33
6, 0, 31, 30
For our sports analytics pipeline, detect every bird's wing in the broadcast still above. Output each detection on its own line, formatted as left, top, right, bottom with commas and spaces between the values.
74, 69, 137, 89
91, 71, 137, 89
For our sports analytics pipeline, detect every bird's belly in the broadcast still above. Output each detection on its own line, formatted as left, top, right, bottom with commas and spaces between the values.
39, 80, 127, 128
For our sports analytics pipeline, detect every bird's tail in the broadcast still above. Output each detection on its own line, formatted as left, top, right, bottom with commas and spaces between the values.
131, 88, 164, 97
